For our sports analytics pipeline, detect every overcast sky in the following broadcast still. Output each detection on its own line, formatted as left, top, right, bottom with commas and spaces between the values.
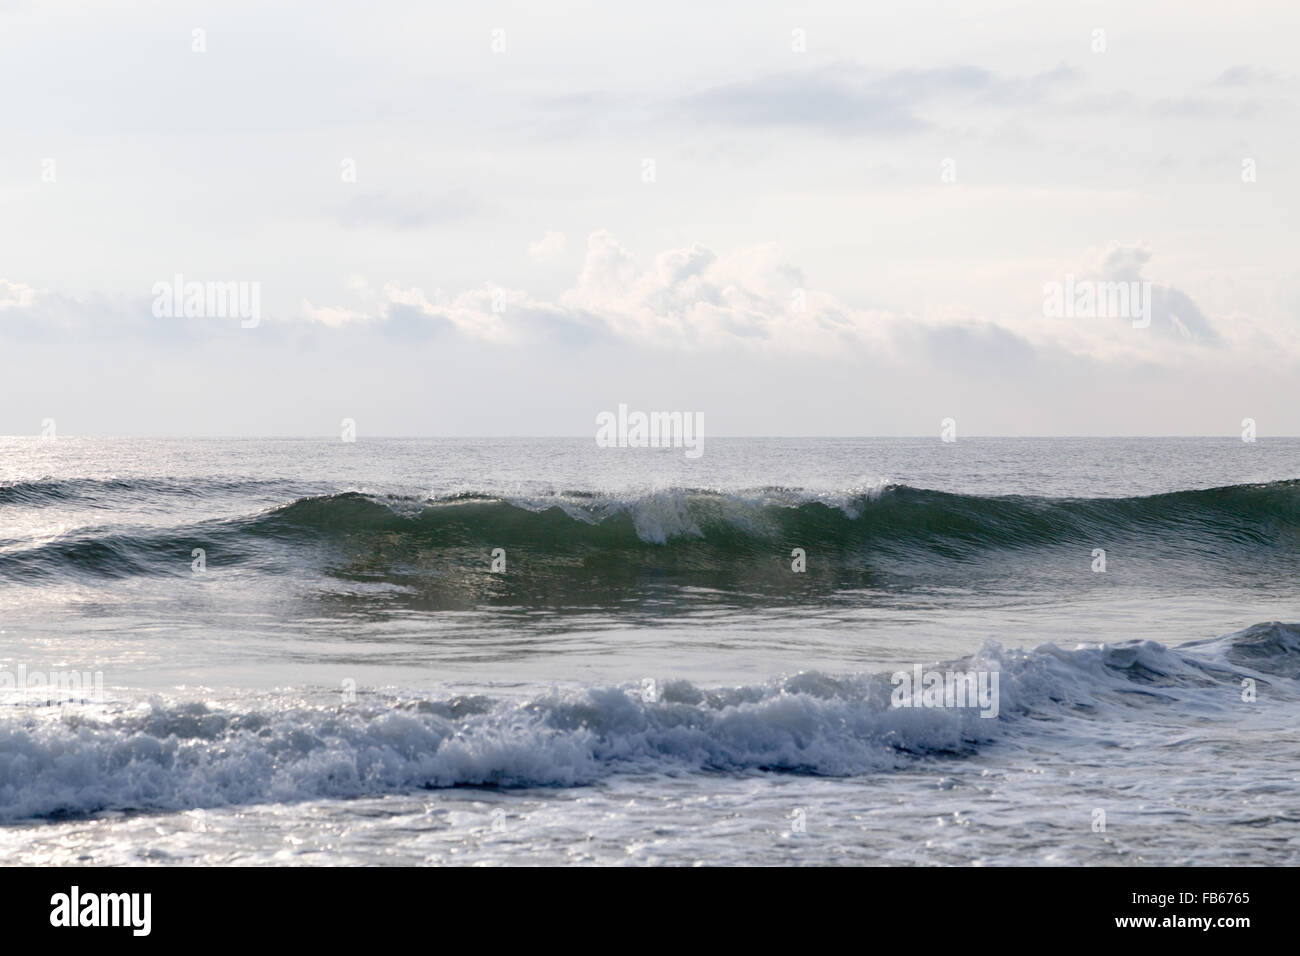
2, 1, 1298, 436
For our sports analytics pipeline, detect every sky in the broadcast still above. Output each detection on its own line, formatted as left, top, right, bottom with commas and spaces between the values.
2, 0, 1298, 436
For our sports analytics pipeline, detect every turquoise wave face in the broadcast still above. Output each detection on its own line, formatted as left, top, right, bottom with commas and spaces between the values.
1, 481, 1297, 612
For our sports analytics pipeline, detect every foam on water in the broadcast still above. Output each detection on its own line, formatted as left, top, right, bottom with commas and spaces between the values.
1, 622, 1294, 823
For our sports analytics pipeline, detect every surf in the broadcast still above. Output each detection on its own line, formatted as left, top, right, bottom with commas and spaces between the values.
0, 621, 1294, 822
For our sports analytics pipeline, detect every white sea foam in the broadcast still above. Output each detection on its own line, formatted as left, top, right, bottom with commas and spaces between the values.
2, 623, 1294, 822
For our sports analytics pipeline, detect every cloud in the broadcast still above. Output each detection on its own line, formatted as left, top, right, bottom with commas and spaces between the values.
299, 300, 368, 328
683, 67, 928, 135
0, 233, 1274, 371
280, 231, 1255, 369
0, 282, 247, 344
1211, 66, 1286, 87
276, 230, 892, 354
1093, 242, 1220, 345
0, 279, 36, 310
527, 231, 566, 260
1098, 242, 1152, 282
1148, 95, 1263, 119
336, 191, 480, 230
678, 62, 1082, 135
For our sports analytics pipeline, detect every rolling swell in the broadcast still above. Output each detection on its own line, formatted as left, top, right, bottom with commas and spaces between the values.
0, 475, 302, 508
256, 480, 1300, 551
0, 481, 1295, 591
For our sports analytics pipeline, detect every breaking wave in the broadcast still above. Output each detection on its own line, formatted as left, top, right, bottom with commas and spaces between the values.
1, 621, 1295, 821
1, 481, 1296, 586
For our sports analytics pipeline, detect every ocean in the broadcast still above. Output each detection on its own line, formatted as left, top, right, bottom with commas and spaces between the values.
0, 436, 1297, 865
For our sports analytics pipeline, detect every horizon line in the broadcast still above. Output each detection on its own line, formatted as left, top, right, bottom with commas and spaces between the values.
2, 434, 1294, 441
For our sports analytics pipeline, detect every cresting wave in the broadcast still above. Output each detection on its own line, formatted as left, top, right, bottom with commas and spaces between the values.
256, 480, 1299, 549
1, 480, 1296, 583
0, 622, 1295, 822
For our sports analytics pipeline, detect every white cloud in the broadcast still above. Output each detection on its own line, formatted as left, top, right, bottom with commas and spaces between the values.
7, 224, 1292, 376
527, 231, 566, 260
0, 280, 36, 310
299, 299, 369, 327
270, 230, 1300, 371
